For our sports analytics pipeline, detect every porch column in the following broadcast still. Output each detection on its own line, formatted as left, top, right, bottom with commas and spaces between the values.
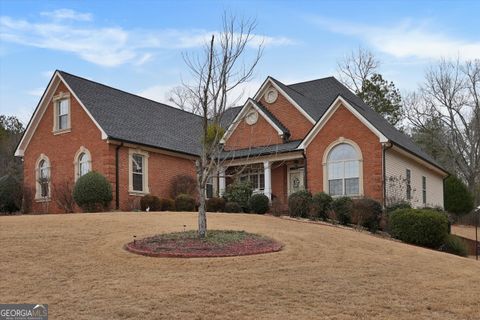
219, 167, 226, 196
263, 161, 272, 200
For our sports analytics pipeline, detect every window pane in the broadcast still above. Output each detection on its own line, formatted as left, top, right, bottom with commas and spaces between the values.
41, 182, 49, 197
206, 183, 213, 198
344, 160, 359, 178
328, 162, 343, 179
59, 100, 68, 115
345, 178, 359, 195
59, 114, 68, 129
132, 154, 143, 173
328, 143, 357, 161
329, 179, 342, 196
133, 173, 143, 191
249, 174, 258, 189
259, 173, 265, 190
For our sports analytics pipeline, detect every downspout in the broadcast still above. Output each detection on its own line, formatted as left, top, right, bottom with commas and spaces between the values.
115, 142, 124, 210
302, 151, 308, 190
382, 141, 393, 210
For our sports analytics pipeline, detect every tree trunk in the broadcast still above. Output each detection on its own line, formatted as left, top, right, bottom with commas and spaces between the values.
198, 185, 207, 238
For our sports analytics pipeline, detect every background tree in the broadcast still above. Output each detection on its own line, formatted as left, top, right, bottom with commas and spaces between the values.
176, 14, 262, 237
405, 58, 480, 205
0, 115, 24, 179
444, 175, 474, 216
337, 48, 404, 128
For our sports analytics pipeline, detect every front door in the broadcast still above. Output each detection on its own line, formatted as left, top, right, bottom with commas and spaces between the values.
288, 168, 305, 195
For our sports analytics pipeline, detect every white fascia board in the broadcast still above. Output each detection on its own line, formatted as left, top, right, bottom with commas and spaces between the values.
298, 95, 388, 150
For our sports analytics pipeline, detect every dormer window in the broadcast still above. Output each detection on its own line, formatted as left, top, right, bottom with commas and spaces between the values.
52, 92, 71, 134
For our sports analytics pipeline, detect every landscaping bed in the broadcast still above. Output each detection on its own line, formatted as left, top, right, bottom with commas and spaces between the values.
125, 230, 282, 258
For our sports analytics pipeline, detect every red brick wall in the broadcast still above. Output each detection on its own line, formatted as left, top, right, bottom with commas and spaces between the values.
223, 111, 283, 150
258, 86, 313, 140
271, 162, 287, 204
305, 104, 383, 202
23, 80, 197, 213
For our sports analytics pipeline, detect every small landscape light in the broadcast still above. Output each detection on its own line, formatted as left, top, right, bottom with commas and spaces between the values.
133, 235, 137, 244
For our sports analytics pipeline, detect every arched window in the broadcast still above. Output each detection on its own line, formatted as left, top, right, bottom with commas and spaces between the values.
74, 147, 92, 180
327, 143, 361, 196
78, 152, 90, 177
36, 154, 51, 199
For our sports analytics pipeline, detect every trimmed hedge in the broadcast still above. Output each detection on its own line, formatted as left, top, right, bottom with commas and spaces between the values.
175, 194, 196, 212
140, 195, 161, 211
310, 192, 332, 220
389, 208, 449, 248
440, 234, 468, 257
332, 197, 353, 225
224, 202, 242, 213
223, 181, 252, 212
73, 172, 112, 212
444, 175, 474, 216
386, 201, 411, 213
249, 194, 269, 214
0, 175, 22, 214
288, 190, 312, 218
160, 198, 175, 211
352, 198, 382, 232
206, 197, 226, 212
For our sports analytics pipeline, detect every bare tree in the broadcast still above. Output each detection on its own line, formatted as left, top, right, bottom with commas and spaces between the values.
178, 14, 262, 237
405, 58, 480, 204
337, 46, 379, 93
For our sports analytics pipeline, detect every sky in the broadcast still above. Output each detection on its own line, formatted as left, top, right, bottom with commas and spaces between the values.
1, 0, 479, 124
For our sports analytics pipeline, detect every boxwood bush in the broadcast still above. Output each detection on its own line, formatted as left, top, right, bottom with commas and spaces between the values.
224, 201, 243, 213
440, 234, 469, 257
175, 194, 196, 212
159, 198, 175, 211
206, 197, 226, 212
73, 172, 112, 212
249, 194, 270, 214
332, 197, 353, 225
352, 198, 383, 232
140, 195, 161, 211
310, 192, 332, 220
389, 208, 449, 248
223, 181, 253, 212
288, 190, 312, 218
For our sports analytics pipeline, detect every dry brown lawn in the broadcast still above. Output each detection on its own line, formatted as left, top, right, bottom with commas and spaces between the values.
452, 225, 479, 241
1, 212, 479, 320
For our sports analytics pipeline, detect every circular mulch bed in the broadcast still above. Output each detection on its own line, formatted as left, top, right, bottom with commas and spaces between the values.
125, 230, 283, 258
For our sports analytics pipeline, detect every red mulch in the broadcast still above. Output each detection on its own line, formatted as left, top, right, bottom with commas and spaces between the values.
125, 234, 283, 258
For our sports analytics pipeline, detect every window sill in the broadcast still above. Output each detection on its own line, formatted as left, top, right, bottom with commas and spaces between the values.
35, 197, 51, 203
129, 191, 148, 196
53, 128, 71, 135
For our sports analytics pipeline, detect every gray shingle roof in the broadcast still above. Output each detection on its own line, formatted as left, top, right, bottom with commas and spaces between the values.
279, 76, 446, 172
59, 71, 204, 156
220, 140, 302, 160
254, 100, 290, 136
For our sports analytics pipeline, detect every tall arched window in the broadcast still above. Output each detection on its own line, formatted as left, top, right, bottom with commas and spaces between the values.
35, 154, 51, 199
327, 143, 361, 196
78, 152, 90, 177
74, 147, 92, 180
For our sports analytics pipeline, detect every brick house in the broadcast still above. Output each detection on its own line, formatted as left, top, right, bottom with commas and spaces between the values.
15, 71, 448, 213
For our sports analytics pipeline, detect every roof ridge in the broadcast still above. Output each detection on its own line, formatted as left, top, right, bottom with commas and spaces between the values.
286, 76, 336, 87
56, 70, 204, 119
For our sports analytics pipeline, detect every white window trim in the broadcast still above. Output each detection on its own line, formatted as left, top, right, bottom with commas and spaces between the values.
35, 153, 51, 201
128, 149, 149, 195
52, 91, 71, 134
73, 146, 92, 181
322, 138, 364, 197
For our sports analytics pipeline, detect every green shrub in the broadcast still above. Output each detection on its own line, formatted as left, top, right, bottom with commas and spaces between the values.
206, 197, 226, 212
0, 175, 22, 214
249, 194, 270, 214
332, 197, 353, 225
440, 234, 468, 257
159, 198, 175, 211
175, 194, 196, 212
389, 209, 449, 248
386, 201, 411, 213
288, 190, 312, 218
224, 202, 243, 213
140, 195, 161, 211
444, 175, 474, 216
223, 181, 253, 212
352, 198, 383, 232
73, 172, 112, 212
310, 192, 333, 220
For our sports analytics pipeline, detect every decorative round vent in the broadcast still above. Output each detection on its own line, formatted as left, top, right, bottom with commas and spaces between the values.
265, 88, 278, 103
245, 110, 258, 125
